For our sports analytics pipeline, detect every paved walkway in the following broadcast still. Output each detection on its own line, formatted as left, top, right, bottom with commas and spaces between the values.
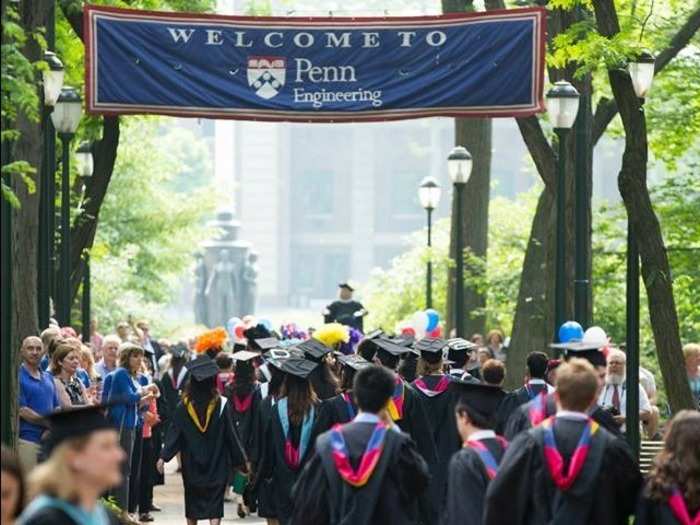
150, 462, 265, 524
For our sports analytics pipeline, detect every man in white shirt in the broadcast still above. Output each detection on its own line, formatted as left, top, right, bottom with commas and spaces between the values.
597, 348, 652, 433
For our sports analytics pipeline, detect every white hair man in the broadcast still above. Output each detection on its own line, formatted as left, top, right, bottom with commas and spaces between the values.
597, 348, 652, 433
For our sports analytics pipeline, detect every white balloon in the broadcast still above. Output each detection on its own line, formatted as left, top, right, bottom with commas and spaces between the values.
411, 310, 429, 333
583, 326, 607, 345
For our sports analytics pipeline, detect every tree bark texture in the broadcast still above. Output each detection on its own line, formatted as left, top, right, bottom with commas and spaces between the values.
447, 118, 492, 337
592, 0, 695, 412
6, 0, 50, 443
443, 0, 492, 338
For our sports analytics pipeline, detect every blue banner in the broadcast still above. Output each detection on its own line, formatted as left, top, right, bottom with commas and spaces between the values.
85, 6, 546, 122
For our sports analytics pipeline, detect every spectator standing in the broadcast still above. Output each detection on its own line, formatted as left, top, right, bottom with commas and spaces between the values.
2, 446, 26, 525
136, 320, 163, 378
90, 318, 104, 358
95, 335, 120, 380
106, 343, 157, 520
78, 345, 98, 389
38, 328, 60, 372
684, 343, 700, 407
117, 321, 131, 342
597, 349, 652, 433
18, 336, 60, 472
485, 330, 506, 362
51, 339, 91, 408
635, 410, 700, 524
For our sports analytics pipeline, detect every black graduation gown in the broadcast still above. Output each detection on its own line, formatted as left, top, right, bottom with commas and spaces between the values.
484, 418, 642, 525
634, 492, 697, 525
310, 365, 340, 400
225, 383, 262, 461
443, 437, 508, 525
503, 392, 622, 440
290, 421, 430, 525
161, 397, 246, 519
316, 392, 357, 434
411, 374, 461, 522
255, 400, 322, 525
20, 506, 121, 525
498, 383, 548, 436
394, 380, 439, 468
324, 299, 365, 331
251, 395, 277, 517
158, 366, 188, 435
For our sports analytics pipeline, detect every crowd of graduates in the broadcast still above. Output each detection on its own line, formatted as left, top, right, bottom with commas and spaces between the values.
2, 310, 700, 525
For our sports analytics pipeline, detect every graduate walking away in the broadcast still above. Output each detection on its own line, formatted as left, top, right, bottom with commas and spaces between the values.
254, 353, 322, 525
443, 381, 508, 525
634, 411, 700, 525
157, 355, 247, 525
411, 337, 460, 523
18, 404, 124, 525
291, 365, 430, 525
484, 359, 642, 525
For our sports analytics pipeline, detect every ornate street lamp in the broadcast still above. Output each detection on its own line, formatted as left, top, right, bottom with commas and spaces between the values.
51, 87, 82, 326
38, 51, 65, 328
447, 146, 473, 337
75, 141, 94, 343
624, 51, 655, 457
546, 81, 580, 341
418, 176, 441, 309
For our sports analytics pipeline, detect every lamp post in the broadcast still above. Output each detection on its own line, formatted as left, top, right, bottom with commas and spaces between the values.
38, 50, 64, 329
625, 51, 655, 458
419, 176, 441, 309
447, 146, 473, 337
75, 141, 94, 343
546, 81, 580, 341
51, 87, 82, 326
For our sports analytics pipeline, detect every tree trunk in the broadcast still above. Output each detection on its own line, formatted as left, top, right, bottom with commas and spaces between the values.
6, 0, 49, 444
443, 0, 492, 338
591, 0, 695, 412
447, 118, 492, 336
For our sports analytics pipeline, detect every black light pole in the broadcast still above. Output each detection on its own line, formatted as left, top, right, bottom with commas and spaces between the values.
75, 141, 94, 342
51, 87, 83, 326
418, 176, 441, 309
625, 51, 655, 458
38, 49, 64, 329
447, 146, 473, 338
574, 90, 590, 328
546, 81, 581, 341
81, 252, 91, 344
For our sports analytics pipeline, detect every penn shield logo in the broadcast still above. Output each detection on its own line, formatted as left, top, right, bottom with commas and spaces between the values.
247, 56, 286, 99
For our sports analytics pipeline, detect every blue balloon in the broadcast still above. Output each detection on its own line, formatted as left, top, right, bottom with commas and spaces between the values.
425, 309, 440, 332
558, 321, 584, 343
226, 317, 242, 336
260, 318, 273, 331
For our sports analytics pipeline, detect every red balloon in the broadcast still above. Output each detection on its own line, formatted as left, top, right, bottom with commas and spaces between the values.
234, 324, 246, 340
400, 326, 416, 337
427, 326, 442, 338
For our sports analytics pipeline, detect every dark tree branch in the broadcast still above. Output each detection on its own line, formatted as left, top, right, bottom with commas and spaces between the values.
591, 0, 696, 412
591, 4, 700, 145
516, 116, 556, 189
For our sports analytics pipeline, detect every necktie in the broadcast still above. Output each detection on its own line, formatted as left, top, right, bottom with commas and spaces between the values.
612, 385, 620, 411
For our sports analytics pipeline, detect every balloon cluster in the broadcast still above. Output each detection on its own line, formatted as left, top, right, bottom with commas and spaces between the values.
398, 309, 442, 339
226, 315, 275, 342
558, 321, 609, 345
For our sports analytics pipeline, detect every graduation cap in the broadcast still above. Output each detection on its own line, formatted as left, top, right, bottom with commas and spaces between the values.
44, 404, 115, 451
249, 337, 280, 352
449, 380, 506, 425
373, 337, 412, 357
267, 354, 318, 379
186, 355, 219, 381
233, 342, 247, 353
446, 338, 477, 362
295, 338, 332, 362
337, 353, 372, 372
415, 337, 448, 363
364, 329, 384, 340
338, 282, 355, 292
170, 342, 188, 359
391, 334, 416, 349
550, 341, 607, 367
231, 350, 259, 362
